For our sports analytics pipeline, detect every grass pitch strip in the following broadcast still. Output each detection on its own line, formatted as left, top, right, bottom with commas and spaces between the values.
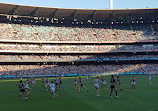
0, 75, 158, 111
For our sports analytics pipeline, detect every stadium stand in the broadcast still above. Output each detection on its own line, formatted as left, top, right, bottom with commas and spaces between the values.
0, 23, 157, 41
0, 3, 158, 77
0, 64, 158, 76
0, 54, 158, 61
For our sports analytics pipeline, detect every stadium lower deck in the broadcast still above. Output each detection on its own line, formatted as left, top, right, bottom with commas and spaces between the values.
0, 64, 157, 76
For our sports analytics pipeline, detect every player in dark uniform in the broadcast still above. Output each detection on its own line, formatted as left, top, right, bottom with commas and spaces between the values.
78, 77, 88, 92
109, 75, 118, 98
55, 77, 59, 90
45, 78, 50, 91
19, 80, 27, 100
58, 76, 62, 89
101, 76, 108, 90
74, 76, 78, 90
42, 77, 45, 84
88, 74, 91, 80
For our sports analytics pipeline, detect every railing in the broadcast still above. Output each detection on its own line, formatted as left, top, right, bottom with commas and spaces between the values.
0, 58, 157, 63
0, 72, 155, 79
0, 50, 158, 54
0, 39, 158, 44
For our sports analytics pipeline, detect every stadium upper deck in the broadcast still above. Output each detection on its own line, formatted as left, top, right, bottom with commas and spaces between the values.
0, 3, 158, 44
0, 3, 158, 22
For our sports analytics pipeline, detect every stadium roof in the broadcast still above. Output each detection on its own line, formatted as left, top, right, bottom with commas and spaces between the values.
0, 3, 158, 19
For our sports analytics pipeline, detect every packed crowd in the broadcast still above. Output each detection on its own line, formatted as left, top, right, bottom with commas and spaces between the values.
0, 23, 157, 41
0, 54, 157, 61
0, 22, 157, 76
0, 64, 157, 76
0, 43, 157, 52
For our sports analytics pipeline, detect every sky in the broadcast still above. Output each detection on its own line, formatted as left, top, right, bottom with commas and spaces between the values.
0, 0, 157, 9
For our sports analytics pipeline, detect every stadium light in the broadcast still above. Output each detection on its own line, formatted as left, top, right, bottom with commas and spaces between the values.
110, 0, 113, 9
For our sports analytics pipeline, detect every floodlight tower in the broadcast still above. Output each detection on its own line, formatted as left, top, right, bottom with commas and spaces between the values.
109, 0, 113, 9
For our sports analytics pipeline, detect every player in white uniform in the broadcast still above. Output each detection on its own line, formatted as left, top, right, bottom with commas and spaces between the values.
20, 76, 23, 81
49, 81, 57, 98
86, 75, 89, 82
117, 76, 122, 92
94, 77, 100, 96
25, 79, 31, 96
131, 76, 136, 92
32, 78, 35, 87
148, 74, 152, 84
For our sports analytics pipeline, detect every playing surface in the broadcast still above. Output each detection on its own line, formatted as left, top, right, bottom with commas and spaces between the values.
0, 75, 158, 111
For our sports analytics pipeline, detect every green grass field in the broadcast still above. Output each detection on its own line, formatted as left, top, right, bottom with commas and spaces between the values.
0, 75, 158, 111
